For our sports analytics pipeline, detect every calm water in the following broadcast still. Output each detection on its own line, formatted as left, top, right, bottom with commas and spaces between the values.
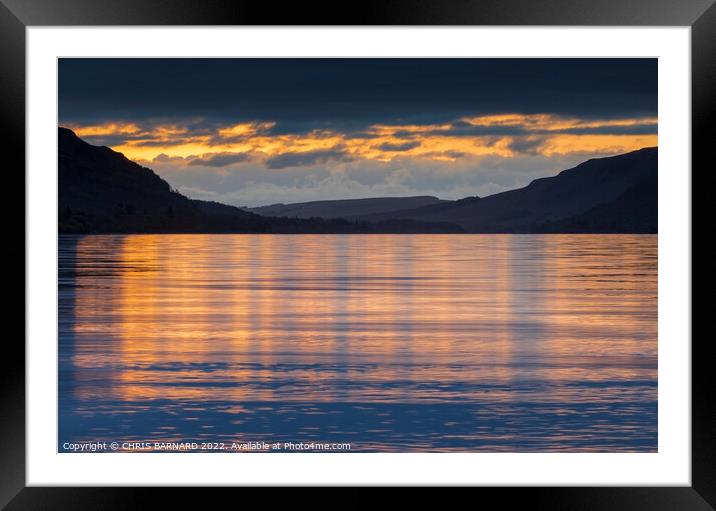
58, 234, 657, 452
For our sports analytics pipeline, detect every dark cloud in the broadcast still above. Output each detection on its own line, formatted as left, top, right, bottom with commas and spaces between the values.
421, 150, 466, 159
397, 122, 657, 139
77, 134, 143, 147
128, 138, 196, 147
265, 148, 355, 169
59, 58, 657, 129
444, 150, 466, 159
548, 124, 657, 136
343, 131, 381, 140
188, 152, 252, 167
376, 141, 422, 152
426, 124, 658, 138
429, 125, 530, 137
508, 137, 547, 155
153, 153, 185, 163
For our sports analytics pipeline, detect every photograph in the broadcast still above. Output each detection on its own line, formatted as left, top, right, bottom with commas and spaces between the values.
57, 57, 659, 454
2, 0, 709, 501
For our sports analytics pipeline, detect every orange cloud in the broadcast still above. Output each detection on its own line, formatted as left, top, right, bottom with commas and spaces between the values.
537, 134, 658, 156
69, 122, 143, 137
459, 113, 658, 131
68, 114, 657, 166
217, 122, 276, 138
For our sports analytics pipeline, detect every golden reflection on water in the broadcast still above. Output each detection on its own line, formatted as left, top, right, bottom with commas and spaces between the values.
59, 234, 657, 452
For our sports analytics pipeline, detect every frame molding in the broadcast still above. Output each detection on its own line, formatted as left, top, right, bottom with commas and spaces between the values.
5, 0, 712, 506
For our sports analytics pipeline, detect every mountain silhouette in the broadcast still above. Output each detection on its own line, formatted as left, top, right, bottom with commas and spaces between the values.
58, 127, 462, 234
59, 127, 269, 233
357, 147, 657, 233
58, 127, 656, 234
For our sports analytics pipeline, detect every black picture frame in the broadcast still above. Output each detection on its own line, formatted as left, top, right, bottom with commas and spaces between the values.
3, 0, 712, 506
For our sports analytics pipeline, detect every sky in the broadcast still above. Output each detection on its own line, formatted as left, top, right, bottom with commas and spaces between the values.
59, 58, 657, 207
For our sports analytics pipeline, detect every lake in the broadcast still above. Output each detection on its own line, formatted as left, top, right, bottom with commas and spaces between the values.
58, 234, 657, 452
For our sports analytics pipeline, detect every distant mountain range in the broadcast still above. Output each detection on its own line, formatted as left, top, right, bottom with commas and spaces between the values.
246, 196, 448, 220
58, 127, 657, 234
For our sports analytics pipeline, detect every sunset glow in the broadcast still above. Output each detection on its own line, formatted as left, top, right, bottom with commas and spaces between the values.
60, 58, 657, 206
67, 114, 657, 164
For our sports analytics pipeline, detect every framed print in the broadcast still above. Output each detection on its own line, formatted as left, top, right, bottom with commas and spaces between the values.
4, 0, 713, 506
